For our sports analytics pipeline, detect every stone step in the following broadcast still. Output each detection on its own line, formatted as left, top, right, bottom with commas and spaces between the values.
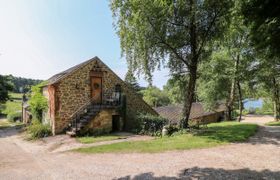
66, 130, 76, 137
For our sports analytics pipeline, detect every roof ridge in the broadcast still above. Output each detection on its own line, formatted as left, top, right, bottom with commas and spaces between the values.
47, 56, 98, 85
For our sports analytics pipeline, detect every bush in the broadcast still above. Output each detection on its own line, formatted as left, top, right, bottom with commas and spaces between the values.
165, 124, 180, 135
135, 113, 167, 136
29, 82, 48, 121
7, 111, 22, 122
27, 120, 51, 139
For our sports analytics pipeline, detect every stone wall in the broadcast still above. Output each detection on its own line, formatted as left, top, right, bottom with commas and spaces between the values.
51, 58, 158, 134
82, 109, 119, 135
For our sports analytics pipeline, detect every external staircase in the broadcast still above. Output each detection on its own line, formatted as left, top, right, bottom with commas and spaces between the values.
66, 100, 118, 136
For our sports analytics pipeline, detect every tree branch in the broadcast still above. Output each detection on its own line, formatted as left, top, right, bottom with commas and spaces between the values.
147, 17, 189, 67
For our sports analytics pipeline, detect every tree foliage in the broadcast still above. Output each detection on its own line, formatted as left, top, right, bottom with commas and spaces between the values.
242, 0, 280, 120
163, 75, 187, 104
197, 50, 233, 111
124, 70, 141, 91
29, 82, 48, 121
242, 0, 280, 57
111, 0, 233, 126
0, 75, 13, 104
140, 86, 170, 107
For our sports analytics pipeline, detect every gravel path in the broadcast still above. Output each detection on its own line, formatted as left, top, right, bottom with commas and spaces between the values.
0, 115, 279, 179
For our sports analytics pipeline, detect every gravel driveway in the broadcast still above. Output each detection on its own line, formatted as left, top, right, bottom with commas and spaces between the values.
0, 115, 279, 180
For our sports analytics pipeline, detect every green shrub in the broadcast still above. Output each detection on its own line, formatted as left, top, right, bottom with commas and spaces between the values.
27, 120, 51, 139
29, 82, 48, 121
7, 111, 22, 122
135, 113, 167, 136
165, 124, 180, 135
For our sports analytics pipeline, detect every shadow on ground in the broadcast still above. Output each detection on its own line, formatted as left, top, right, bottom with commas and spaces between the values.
0, 125, 24, 138
248, 126, 280, 146
115, 167, 280, 180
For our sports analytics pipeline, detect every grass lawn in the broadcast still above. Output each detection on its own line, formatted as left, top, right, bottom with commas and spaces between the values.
74, 122, 258, 154
9, 93, 23, 100
0, 119, 22, 130
0, 93, 22, 115
265, 121, 280, 126
77, 135, 128, 144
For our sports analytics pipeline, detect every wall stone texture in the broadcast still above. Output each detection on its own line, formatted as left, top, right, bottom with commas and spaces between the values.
81, 109, 118, 135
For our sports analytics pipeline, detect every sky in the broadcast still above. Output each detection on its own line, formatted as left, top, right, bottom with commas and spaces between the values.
0, 0, 169, 89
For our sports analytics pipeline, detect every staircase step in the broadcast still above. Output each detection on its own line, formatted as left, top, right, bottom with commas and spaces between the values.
66, 131, 76, 137
67, 103, 104, 136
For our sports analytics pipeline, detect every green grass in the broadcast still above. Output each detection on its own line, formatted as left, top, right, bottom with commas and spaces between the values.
2, 101, 22, 115
265, 121, 280, 126
9, 93, 23, 100
0, 119, 22, 130
0, 93, 22, 115
74, 122, 258, 154
77, 135, 128, 144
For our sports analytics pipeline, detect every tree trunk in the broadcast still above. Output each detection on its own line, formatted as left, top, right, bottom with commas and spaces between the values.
182, 0, 198, 128
272, 77, 280, 121
237, 80, 243, 122
226, 55, 240, 120
183, 65, 198, 128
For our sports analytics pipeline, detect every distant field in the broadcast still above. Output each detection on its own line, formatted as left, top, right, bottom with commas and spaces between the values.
0, 93, 22, 115
9, 92, 23, 100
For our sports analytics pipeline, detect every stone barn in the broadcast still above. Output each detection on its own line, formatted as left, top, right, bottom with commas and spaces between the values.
40, 56, 158, 135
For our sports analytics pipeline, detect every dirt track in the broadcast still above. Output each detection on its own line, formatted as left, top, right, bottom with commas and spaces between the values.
0, 115, 279, 180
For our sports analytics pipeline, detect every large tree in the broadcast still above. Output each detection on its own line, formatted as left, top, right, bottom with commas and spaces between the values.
242, 0, 280, 120
0, 75, 13, 104
111, 0, 233, 127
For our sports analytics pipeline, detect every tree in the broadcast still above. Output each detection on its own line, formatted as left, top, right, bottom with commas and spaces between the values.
6, 75, 42, 93
163, 75, 188, 104
252, 58, 280, 120
111, 0, 233, 127
197, 50, 233, 111
140, 86, 170, 107
242, 0, 280, 120
242, 0, 280, 57
198, 1, 254, 121
124, 70, 140, 91
0, 75, 13, 104
223, 1, 253, 121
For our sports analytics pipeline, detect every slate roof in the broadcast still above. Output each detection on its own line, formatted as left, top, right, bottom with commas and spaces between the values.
154, 103, 226, 124
47, 57, 98, 85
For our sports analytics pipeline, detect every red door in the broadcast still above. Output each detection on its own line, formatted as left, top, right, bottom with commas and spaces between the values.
91, 77, 102, 104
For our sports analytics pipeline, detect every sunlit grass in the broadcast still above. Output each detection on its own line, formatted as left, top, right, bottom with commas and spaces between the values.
74, 122, 258, 154
265, 121, 280, 126
0, 119, 22, 129
77, 135, 127, 144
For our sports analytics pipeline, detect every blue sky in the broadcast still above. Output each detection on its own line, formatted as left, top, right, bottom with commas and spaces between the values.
0, 0, 169, 88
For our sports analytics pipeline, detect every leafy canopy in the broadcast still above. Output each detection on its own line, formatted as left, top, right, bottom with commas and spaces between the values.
0, 75, 13, 103
111, 0, 233, 81
140, 86, 170, 107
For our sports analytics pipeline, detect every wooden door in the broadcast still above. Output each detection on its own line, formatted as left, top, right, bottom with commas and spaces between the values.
91, 77, 102, 104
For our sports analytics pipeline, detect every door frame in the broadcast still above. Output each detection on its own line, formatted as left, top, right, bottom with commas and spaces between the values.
90, 75, 103, 104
